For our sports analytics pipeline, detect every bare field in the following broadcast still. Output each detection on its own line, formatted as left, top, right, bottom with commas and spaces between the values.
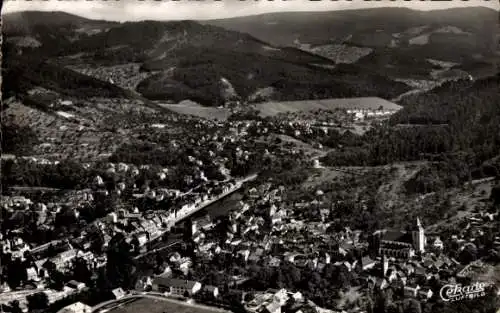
376, 162, 428, 206
158, 102, 231, 121
303, 167, 352, 189
109, 297, 224, 313
255, 97, 401, 117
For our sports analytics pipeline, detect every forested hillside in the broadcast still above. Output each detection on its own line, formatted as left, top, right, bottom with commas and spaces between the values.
205, 7, 498, 60
137, 47, 409, 106
2, 54, 129, 100
2, 12, 411, 107
322, 74, 500, 192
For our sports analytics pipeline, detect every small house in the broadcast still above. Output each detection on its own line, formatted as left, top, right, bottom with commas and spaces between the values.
418, 288, 433, 300
360, 256, 376, 271
59, 301, 92, 313
404, 285, 420, 298
112, 287, 126, 300
66, 280, 86, 291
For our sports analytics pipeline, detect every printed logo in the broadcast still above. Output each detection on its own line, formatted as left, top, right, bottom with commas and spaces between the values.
439, 282, 488, 302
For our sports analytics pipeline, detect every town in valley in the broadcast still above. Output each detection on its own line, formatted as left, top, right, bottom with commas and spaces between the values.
1, 3, 500, 313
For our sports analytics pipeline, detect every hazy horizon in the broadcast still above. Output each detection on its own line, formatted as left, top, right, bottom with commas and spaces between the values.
3, 0, 499, 22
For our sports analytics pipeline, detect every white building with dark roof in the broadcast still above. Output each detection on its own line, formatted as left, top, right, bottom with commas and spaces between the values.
152, 277, 202, 297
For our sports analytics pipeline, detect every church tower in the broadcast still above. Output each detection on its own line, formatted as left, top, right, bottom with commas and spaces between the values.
382, 254, 389, 276
411, 217, 425, 253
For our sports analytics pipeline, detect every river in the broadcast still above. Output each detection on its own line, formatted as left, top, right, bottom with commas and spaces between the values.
139, 190, 244, 258
189, 191, 244, 221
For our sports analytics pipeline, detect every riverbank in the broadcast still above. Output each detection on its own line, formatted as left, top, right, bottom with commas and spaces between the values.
147, 174, 258, 244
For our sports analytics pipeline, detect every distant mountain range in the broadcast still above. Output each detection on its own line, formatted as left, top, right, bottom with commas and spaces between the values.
2, 8, 499, 106
204, 7, 498, 56
204, 7, 500, 78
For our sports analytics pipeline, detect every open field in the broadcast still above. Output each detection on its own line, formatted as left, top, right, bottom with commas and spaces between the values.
158, 102, 231, 121
303, 44, 373, 64
266, 134, 324, 156
144, 97, 401, 121
255, 97, 401, 117
108, 297, 225, 313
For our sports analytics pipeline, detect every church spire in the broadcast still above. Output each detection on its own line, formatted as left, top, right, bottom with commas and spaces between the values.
412, 217, 425, 253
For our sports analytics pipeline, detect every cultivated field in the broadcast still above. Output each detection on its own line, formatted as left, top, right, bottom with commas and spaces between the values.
304, 44, 373, 64
255, 97, 402, 117
158, 101, 231, 121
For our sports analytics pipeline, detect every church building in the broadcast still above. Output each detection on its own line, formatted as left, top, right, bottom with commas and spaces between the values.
373, 218, 426, 259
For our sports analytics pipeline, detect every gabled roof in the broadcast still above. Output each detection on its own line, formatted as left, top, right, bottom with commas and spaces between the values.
66, 280, 84, 288
422, 259, 434, 268
381, 230, 412, 243
264, 301, 281, 313
414, 266, 426, 275
59, 302, 91, 313
153, 277, 199, 289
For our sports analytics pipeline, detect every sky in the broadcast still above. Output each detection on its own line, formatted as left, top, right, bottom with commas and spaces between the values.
2, 0, 500, 21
